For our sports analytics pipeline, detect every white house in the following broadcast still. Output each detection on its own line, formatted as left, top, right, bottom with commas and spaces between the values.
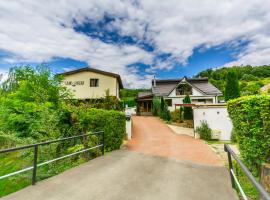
136, 76, 222, 114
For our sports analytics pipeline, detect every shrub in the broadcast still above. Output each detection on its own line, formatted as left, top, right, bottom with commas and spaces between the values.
171, 109, 182, 123
152, 97, 160, 116
195, 120, 212, 140
159, 97, 171, 121
74, 96, 123, 111
227, 95, 270, 175
71, 107, 126, 152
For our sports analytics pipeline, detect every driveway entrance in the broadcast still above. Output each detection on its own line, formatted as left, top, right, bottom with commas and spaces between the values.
127, 116, 221, 166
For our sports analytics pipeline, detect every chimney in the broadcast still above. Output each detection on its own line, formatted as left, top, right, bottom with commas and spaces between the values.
153, 75, 156, 87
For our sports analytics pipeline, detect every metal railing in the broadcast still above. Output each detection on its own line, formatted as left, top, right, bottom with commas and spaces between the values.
224, 144, 270, 200
0, 131, 104, 185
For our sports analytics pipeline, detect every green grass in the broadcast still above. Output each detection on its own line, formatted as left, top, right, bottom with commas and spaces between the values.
232, 161, 259, 200
206, 140, 233, 145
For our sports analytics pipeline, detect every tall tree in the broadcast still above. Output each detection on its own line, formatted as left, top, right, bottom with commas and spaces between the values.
183, 95, 193, 120
225, 70, 240, 101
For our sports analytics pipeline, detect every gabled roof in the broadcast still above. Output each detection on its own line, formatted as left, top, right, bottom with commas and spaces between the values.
137, 76, 222, 99
58, 67, 123, 89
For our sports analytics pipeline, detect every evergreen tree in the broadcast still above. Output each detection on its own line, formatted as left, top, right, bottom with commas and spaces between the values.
160, 97, 165, 112
225, 70, 240, 101
183, 95, 193, 120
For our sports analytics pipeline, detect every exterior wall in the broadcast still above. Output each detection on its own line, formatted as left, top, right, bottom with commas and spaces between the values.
192, 87, 204, 96
62, 71, 118, 99
193, 106, 233, 141
166, 96, 216, 111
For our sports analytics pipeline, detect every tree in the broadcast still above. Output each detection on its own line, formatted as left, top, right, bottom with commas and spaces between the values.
158, 97, 171, 121
0, 65, 71, 139
183, 95, 193, 119
225, 70, 240, 101
152, 97, 161, 116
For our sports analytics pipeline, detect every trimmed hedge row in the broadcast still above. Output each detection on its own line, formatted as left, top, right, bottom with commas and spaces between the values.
227, 95, 270, 174
76, 108, 126, 152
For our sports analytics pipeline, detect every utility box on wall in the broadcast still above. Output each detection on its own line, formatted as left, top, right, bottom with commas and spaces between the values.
193, 104, 233, 141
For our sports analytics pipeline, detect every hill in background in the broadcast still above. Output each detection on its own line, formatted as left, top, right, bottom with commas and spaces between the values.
197, 65, 270, 96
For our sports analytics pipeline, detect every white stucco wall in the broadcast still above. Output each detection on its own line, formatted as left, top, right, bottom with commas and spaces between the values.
193, 106, 233, 141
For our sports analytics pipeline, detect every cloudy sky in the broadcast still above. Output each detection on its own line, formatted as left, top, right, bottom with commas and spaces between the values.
0, 0, 270, 88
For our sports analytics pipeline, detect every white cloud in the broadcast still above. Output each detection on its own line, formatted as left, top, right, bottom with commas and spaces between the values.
0, 0, 270, 87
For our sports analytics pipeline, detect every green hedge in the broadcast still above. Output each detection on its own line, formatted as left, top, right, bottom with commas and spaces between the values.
77, 108, 126, 152
227, 95, 270, 174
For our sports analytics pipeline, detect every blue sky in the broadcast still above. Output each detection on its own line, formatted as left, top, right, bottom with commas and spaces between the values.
0, 1, 270, 88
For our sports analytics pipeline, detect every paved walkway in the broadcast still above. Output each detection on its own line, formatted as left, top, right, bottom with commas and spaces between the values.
2, 150, 237, 200
127, 116, 222, 166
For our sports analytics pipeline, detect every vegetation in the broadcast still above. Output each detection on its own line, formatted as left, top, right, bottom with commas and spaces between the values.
224, 70, 240, 101
183, 95, 193, 119
197, 65, 270, 96
227, 95, 270, 175
159, 97, 171, 121
151, 96, 171, 121
0, 66, 126, 197
195, 120, 212, 140
152, 96, 161, 116
170, 109, 183, 123
120, 88, 149, 108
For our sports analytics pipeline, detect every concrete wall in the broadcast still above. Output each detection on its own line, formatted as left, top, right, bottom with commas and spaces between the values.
166, 96, 216, 112
193, 106, 233, 141
62, 71, 119, 99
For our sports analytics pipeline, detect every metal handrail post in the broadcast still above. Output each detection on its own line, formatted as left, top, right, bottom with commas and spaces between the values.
32, 145, 38, 185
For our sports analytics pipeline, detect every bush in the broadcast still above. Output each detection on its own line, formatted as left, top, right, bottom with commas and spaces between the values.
159, 97, 171, 121
152, 97, 160, 116
195, 120, 212, 140
227, 95, 270, 175
170, 109, 183, 123
70, 107, 126, 152
74, 96, 123, 111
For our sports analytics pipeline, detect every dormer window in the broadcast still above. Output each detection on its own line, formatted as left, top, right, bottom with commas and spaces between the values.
176, 83, 192, 95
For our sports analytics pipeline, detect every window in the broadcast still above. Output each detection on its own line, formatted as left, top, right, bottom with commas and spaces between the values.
176, 84, 192, 95
198, 99, 206, 103
165, 99, 172, 107
90, 79, 99, 87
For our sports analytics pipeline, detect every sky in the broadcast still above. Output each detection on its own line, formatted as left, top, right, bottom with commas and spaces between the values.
0, 0, 270, 88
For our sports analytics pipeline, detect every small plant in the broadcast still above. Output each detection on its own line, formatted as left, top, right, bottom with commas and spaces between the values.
196, 120, 212, 140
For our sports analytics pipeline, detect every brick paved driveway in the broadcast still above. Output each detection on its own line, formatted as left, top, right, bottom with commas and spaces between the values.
127, 116, 221, 166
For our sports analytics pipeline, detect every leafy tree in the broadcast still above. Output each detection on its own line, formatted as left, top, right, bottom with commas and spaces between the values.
241, 74, 258, 81
183, 95, 193, 119
0, 66, 70, 140
224, 70, 240, 101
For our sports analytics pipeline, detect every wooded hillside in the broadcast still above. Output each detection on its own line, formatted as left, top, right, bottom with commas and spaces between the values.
197, 65, 270, 95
